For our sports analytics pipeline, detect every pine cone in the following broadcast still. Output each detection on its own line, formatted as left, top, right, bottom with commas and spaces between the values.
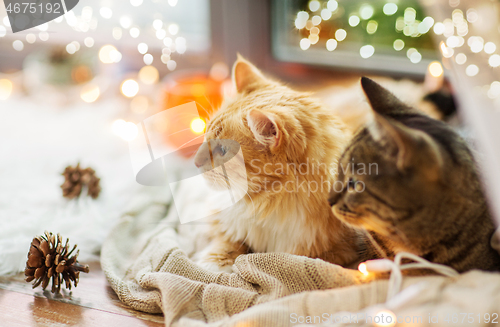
61, 163, 101, 199
25, 231, 89, 294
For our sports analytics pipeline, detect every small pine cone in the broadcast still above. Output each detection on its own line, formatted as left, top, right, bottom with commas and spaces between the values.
61, 163, 101, 199
25, 231, 89, 294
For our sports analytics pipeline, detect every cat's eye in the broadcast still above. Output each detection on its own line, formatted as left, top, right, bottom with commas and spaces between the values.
220, 145, 227, 156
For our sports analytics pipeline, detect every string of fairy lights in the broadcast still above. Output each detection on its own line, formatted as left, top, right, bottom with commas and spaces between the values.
0, 0, 183, 71
296, 0, 435, 63
296, 0, 500, 101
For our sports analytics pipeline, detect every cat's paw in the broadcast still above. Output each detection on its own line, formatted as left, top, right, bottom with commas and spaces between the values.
196, 257, 234, 273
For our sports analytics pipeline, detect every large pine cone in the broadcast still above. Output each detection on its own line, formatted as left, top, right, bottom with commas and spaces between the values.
25, 231, 89, 294
61, 163, 101, 199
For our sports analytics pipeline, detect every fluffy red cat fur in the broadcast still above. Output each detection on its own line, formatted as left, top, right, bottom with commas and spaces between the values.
193, 56, 361, 272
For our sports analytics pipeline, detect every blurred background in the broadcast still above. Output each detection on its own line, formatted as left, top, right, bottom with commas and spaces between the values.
1, 0, 500, 274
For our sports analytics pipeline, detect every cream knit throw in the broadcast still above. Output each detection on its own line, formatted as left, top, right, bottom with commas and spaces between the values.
101, 182, 500, 326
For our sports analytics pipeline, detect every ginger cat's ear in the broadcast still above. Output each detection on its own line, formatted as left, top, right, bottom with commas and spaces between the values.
369, 113, 443, 180
232, 55, 267, 93
247, 109, 281, 150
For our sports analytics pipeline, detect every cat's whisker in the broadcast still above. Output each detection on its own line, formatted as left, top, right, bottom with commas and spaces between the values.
176, 133, 207, 150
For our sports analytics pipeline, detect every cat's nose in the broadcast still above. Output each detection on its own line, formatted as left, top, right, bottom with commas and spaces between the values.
328, 189, 341, 206
195, 156, 207, 168
194, 143, 210, 168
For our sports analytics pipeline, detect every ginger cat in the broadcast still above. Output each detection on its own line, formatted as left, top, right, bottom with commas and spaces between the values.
193, 57, 361, 272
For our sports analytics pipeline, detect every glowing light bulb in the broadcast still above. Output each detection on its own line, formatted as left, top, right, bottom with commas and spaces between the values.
326, 39, 337, 51
66, 43, 76, 54
360, 45, 375, 58
130, 96, 149, 113
327, 0, 338, 12
12, 40, 24, 51
130, 0, 143, 6
0, 79, 13, 100
465, 64, 479, 76
130, 27, 140, 38
26, 34, 36, 44
393, 39, 404, 51
99, 45, 119, 63
300, 38, 311, 50
489, 54, 500, 67
335, 29, 347, 41
121, 79, 139, 97
80, 84, 100, 103
373, 310, 397, 327
349, 15, 360, 27
360, 4, 374, 20
138, 43, 148, 54
366, 20, 378, 34
167, 60, 177, 71
84, 37, 94, 47
153, 19, 163, 30
168, 24, 179, 35
120, 16, 132, 29
383, 3, 398, 16
190, 118, 206, 134
358, 263, 369, 275
100, 7, 112, 19
112, 120, 138, 141
138, 66, 159, 84
456, 53, 467, 65
309, 0, 320, 12
143, 54, 153, 65
321, 9, 332, 20
428, 61, 444, 77
433, 22, 445, 35
485, 42, 496, 54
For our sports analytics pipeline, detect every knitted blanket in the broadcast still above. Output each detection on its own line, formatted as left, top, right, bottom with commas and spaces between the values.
101, 180, 500, 326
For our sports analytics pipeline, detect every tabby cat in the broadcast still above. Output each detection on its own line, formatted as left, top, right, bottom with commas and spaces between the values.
329, 77, 500, 272
193, 56, 361, 272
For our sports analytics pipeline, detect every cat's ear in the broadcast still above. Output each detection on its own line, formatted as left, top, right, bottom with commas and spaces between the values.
232, 55, 268, 93
361, 77, 413, 115
369, 114, 443, 181
247, 109, 281, 150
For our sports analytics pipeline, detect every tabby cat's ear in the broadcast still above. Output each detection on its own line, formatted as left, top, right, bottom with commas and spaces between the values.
369, 114, 443, 181
232, 55, 268, 93
361, 77, 413, 115
247, 109, 281, 150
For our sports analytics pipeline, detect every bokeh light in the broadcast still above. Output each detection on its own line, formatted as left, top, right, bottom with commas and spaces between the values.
138, 66, 159, 84
360, 45, 375, 58
373, 310, 397, 327
0, 79, 13, 100
358, 263, 368, 276
465, 64, 479, 76
80, 84, 100, 103
99, 45, 121, 63
130, 96, 149, 113
121, 79, 139, 97
326, 39, 337, 51
383, 3, 398, 16
190, 118, 206, 134
428, 61, 444, 77
112, 119, 138, 141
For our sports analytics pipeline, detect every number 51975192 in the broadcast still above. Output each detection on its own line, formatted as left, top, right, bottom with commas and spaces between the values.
6, 2, 62, 14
